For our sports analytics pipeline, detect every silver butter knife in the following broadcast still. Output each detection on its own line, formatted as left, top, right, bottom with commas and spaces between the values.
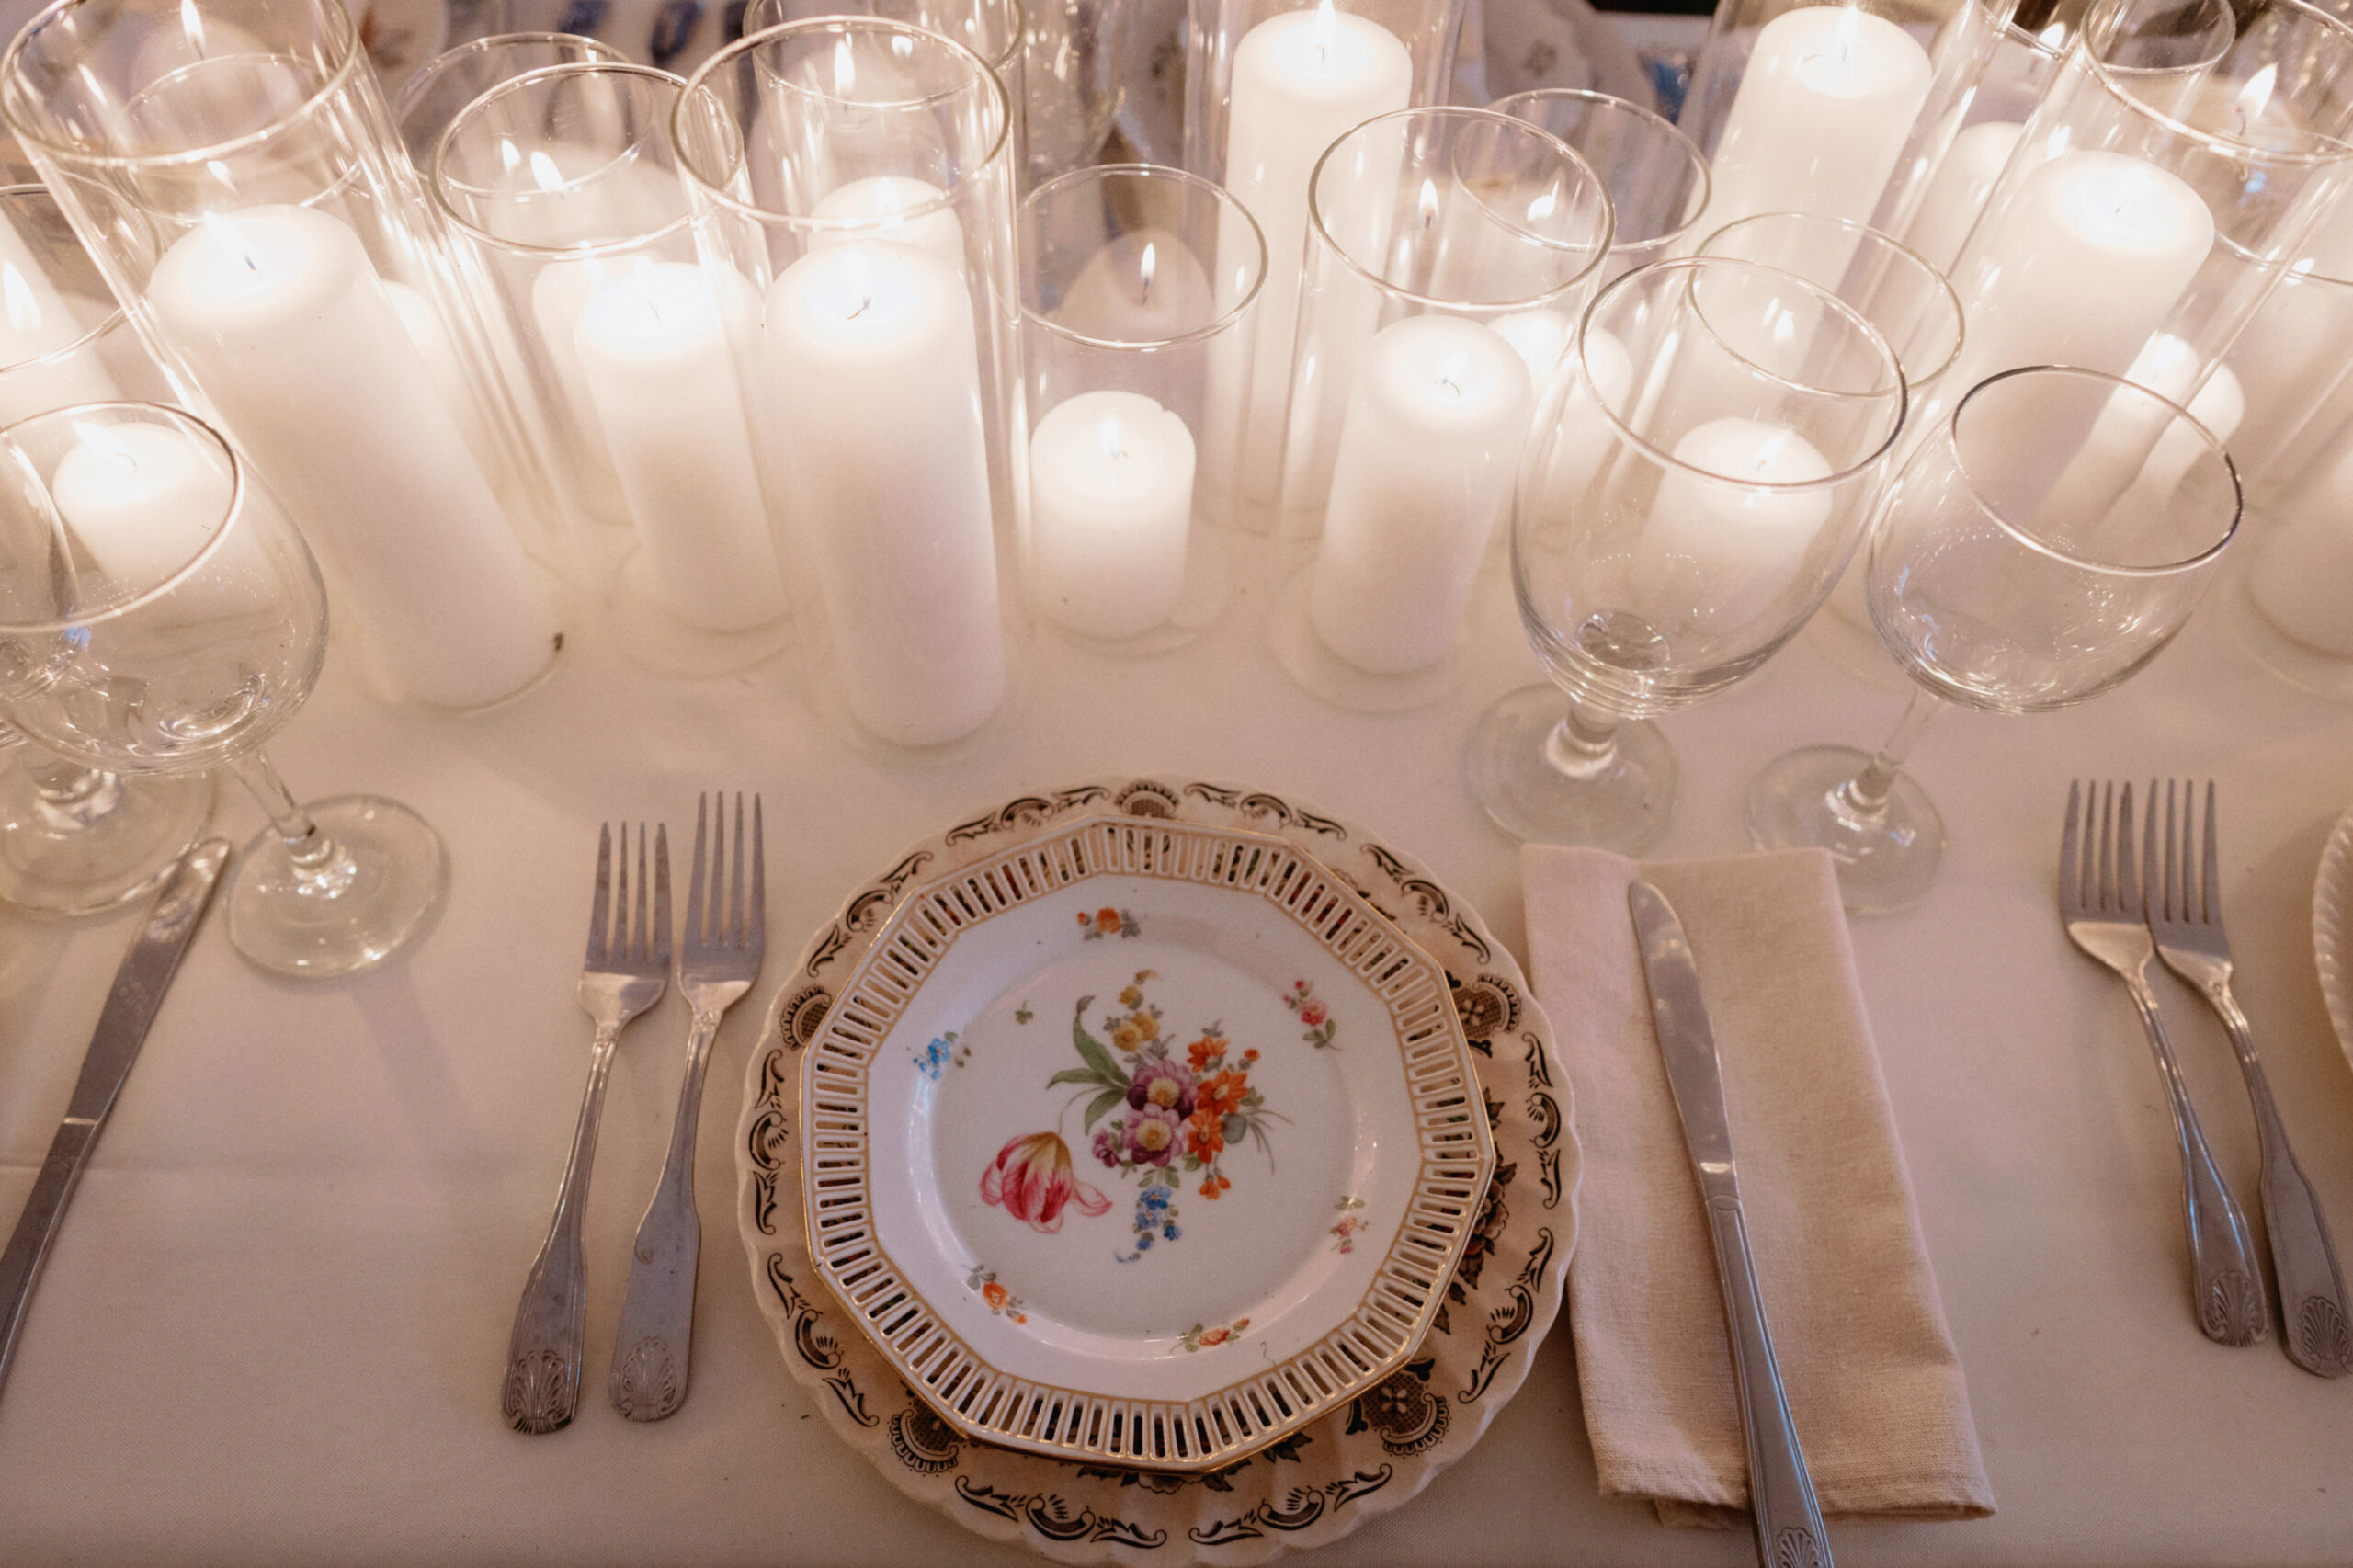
1629, 878, 1831, 1568
0, 837, 230, 1404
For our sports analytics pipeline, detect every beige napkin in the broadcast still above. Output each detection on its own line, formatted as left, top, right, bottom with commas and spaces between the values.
1523, 844, 1995, 1527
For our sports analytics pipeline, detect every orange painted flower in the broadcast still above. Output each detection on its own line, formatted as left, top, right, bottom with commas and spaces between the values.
981, 1131, 1110, 1233
982, 1280, 1010, 1310
1096, 907, 1121, 935
1185, 1114, 1225, 1162
1187, 1037, 1218, 1072
1196, 1070, 1246, 1121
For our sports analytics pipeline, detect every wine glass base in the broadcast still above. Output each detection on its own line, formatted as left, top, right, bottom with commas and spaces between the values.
0, 767, 216, 917
1745, 744, 1945, 915
1463, 684, 1677, 852
1270, 566, 1469, 714
226, 795, 449, 978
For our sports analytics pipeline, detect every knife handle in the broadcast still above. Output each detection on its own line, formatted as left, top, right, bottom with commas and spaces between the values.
1704, 1194, 1832, 1568
0, 1117, 98, 1403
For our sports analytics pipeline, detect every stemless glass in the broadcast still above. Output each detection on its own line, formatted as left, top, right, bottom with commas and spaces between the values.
0, 403, 449, 976
1465, 256, 1906, 851
1487, 88, 1711, 285
1746, 365, 2239, 912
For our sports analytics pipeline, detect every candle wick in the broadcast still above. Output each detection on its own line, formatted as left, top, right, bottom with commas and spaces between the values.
847, 294, 873, 322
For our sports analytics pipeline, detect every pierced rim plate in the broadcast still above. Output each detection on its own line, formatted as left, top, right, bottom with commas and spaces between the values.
737, 776, 1577, 1566
2313, 802, 2353, 1068
800, 813, 1495, 1470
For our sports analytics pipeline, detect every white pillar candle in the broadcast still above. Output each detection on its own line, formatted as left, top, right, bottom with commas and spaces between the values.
529, 256, 636, 522
764, 241, 1005, 745
1029, 390, 1195, 639
1054, 231, 1216, 343
0, 225, 117, 426
1904, 119, 2022, 273
1949, 151, 2213, 392
382, 279, 497, 482
2253, 443, 2353, 655
1489, 307, 1571, 392
574, 259, 785, 631
1212, 2, 1412, 501
1531, 324, 1633, 494
1703, 6, 1934, 234
51, 421, 229, 593
1643, 416, 1835, 629
145, 205, 561, 710
1310, 314, 1532, 674
810, 176, 967, 267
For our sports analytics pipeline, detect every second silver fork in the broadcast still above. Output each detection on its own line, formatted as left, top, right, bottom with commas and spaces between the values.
610, 792, 765, 1420
2151, 779, 2353, 1376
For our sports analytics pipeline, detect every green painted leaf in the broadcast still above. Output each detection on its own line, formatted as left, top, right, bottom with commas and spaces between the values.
1084, 1087, 1124, 1131
1072, 1000, 1126, 1087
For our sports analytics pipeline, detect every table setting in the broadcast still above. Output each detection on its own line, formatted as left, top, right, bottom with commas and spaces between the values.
0, 0, 2351, 1562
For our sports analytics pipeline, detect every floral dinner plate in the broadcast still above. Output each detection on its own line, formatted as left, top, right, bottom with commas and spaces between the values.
736, 777, 1578, 1565
799, 812, 1495, 1470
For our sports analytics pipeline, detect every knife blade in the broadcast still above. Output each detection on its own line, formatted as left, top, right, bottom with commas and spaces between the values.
1628, 878, 1831, 1568
0, 837, 230, 1404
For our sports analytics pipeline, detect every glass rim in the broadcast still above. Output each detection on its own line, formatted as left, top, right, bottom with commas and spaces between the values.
671, 17, 1013, 230
430, 61, 694, 258
1574, 256, 1909, 493
2078, 0, 2353, 168
0, 182, 126, 375
739, 0, 1029, 75
1484, 87, 1711, 256
0, 0, 367, 170
1696, 210, 1966, 390
0, 400, 253, 635
393, 28, 637, 127
1941, 362, 2243, 575
1018, 163, 1267, 349
1306, 106, 1617, 312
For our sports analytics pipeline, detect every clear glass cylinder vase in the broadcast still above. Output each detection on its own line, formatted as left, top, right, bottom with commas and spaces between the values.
1019, 164, 1264, 653
432, 61, 792, 676
675, 17, 1025, 751
394, 29, 633, 166
0, 0, 567, 713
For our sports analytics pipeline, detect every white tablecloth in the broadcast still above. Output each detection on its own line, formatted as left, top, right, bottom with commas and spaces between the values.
1, 540, 2347, 1565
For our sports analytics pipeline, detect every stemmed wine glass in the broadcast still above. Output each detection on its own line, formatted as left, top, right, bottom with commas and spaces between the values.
1464, 256, 1908, 851
1745, 364, 2240, 912
0, 402, 448, 975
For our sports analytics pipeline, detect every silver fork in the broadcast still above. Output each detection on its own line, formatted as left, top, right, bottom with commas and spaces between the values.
2151, 779, 2353, 1375
610, 792, 765, 1420
2060, 780, 2266, 1346
504, 821, 671, 1434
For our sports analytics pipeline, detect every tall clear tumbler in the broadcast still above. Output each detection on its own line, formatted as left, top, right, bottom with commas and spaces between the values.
1465, 257, 1906, 852
0, 0, 568, 713
0, 403, 449, 976
674, 17, 1025, 751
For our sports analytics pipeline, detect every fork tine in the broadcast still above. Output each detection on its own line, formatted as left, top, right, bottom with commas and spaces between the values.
2201, 779, 2220, 929
730, 792, 746, 946
587, 823, 614, 964
688, 793, 710, 949
2160, 779, 2177, 923
2062, 780, 2083, 912
2097, 781, 2115, 913
653, 824, 673, 966
750, 795, 766, 953
617, 823, 634, 959
2119, 780, 2141, 915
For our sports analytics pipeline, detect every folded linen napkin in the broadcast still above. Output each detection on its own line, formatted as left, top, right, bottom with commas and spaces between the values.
1523, 844, 1995, 1527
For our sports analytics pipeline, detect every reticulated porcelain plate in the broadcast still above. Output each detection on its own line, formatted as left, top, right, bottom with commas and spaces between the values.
737, 777, 1576, 1565
2313, 802, 2353, 1067
800, 812, 1495, 1471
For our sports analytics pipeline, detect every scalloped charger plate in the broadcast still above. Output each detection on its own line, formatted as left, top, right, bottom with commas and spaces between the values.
2313, 803, 2353, 1068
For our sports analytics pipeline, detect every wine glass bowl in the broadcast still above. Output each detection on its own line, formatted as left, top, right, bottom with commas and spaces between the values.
1467, 256, 1908, 851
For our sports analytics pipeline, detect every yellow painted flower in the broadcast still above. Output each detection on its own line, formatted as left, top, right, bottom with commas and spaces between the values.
1119, 985, 1142, 1007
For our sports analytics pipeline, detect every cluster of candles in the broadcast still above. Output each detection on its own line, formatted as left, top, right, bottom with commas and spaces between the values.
7, 0, 2353, 757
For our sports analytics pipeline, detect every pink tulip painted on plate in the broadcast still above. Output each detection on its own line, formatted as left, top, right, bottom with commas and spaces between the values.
981, 1131, 1111, 1233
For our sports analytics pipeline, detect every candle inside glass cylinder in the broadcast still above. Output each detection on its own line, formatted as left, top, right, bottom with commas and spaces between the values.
0, 225, 116, 426
1311, 314, 1532, 674
1704, 6, 1934, 233
2253, 444, 2353, 655
1904, 119, 2022, 273
1029, 391, 1196, 640
810, 176, 967, 267
144, 204, 560, 710
574, 259, 785, 631
763, 240, 1005, 746
1054, 232, 1217, 343
1643, 416, 1834, 630
49, 420, 269, 620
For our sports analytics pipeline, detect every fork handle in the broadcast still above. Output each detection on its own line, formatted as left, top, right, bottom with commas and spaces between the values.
2126, 979, 2268, 1346
609, 1007, 721, 1421
2202, 985, 2353, 1375
502, 1024, 622, 1434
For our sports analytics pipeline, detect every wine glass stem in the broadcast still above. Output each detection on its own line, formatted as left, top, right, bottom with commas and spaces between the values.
1544, 703, 1623, 782
228, 750, 345, 876
1841, 687, 1944, 819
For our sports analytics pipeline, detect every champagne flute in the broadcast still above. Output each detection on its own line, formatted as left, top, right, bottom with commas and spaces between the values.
0, 401, 447, 975
1745, 365, 2240, 912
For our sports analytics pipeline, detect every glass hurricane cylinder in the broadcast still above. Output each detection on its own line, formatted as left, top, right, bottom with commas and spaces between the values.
1924, 0, 2353, 462
674, 17, 1025, 751
0, 185, 214, 915
1269, 107, 1612, 710
0, 0, 567, 713
1019, 164, 1264, 652
394, 30, 632, 166
1464, 256, 1907, 852
1486, 89, 1710, 286
1678, 0, 2024, 244
432, 62, 791, 676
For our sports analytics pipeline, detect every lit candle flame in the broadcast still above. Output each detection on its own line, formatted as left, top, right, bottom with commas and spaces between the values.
1, 263, 42, 338
1311, 0, 1338, 60
70, 418, 137, 474
1418, 179, 1439, 232
179, 0, 208, 55
2233, 63, 2279, 138
199, 210, 260, 275
497, 137, 522, 175
2038, 18, 2069, 50
529, 150, 566, 193
1138, 242, 1156, 305
834, 37, 858, 98
1097, 416, 1129, 461
1527, 186, 1558, 224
